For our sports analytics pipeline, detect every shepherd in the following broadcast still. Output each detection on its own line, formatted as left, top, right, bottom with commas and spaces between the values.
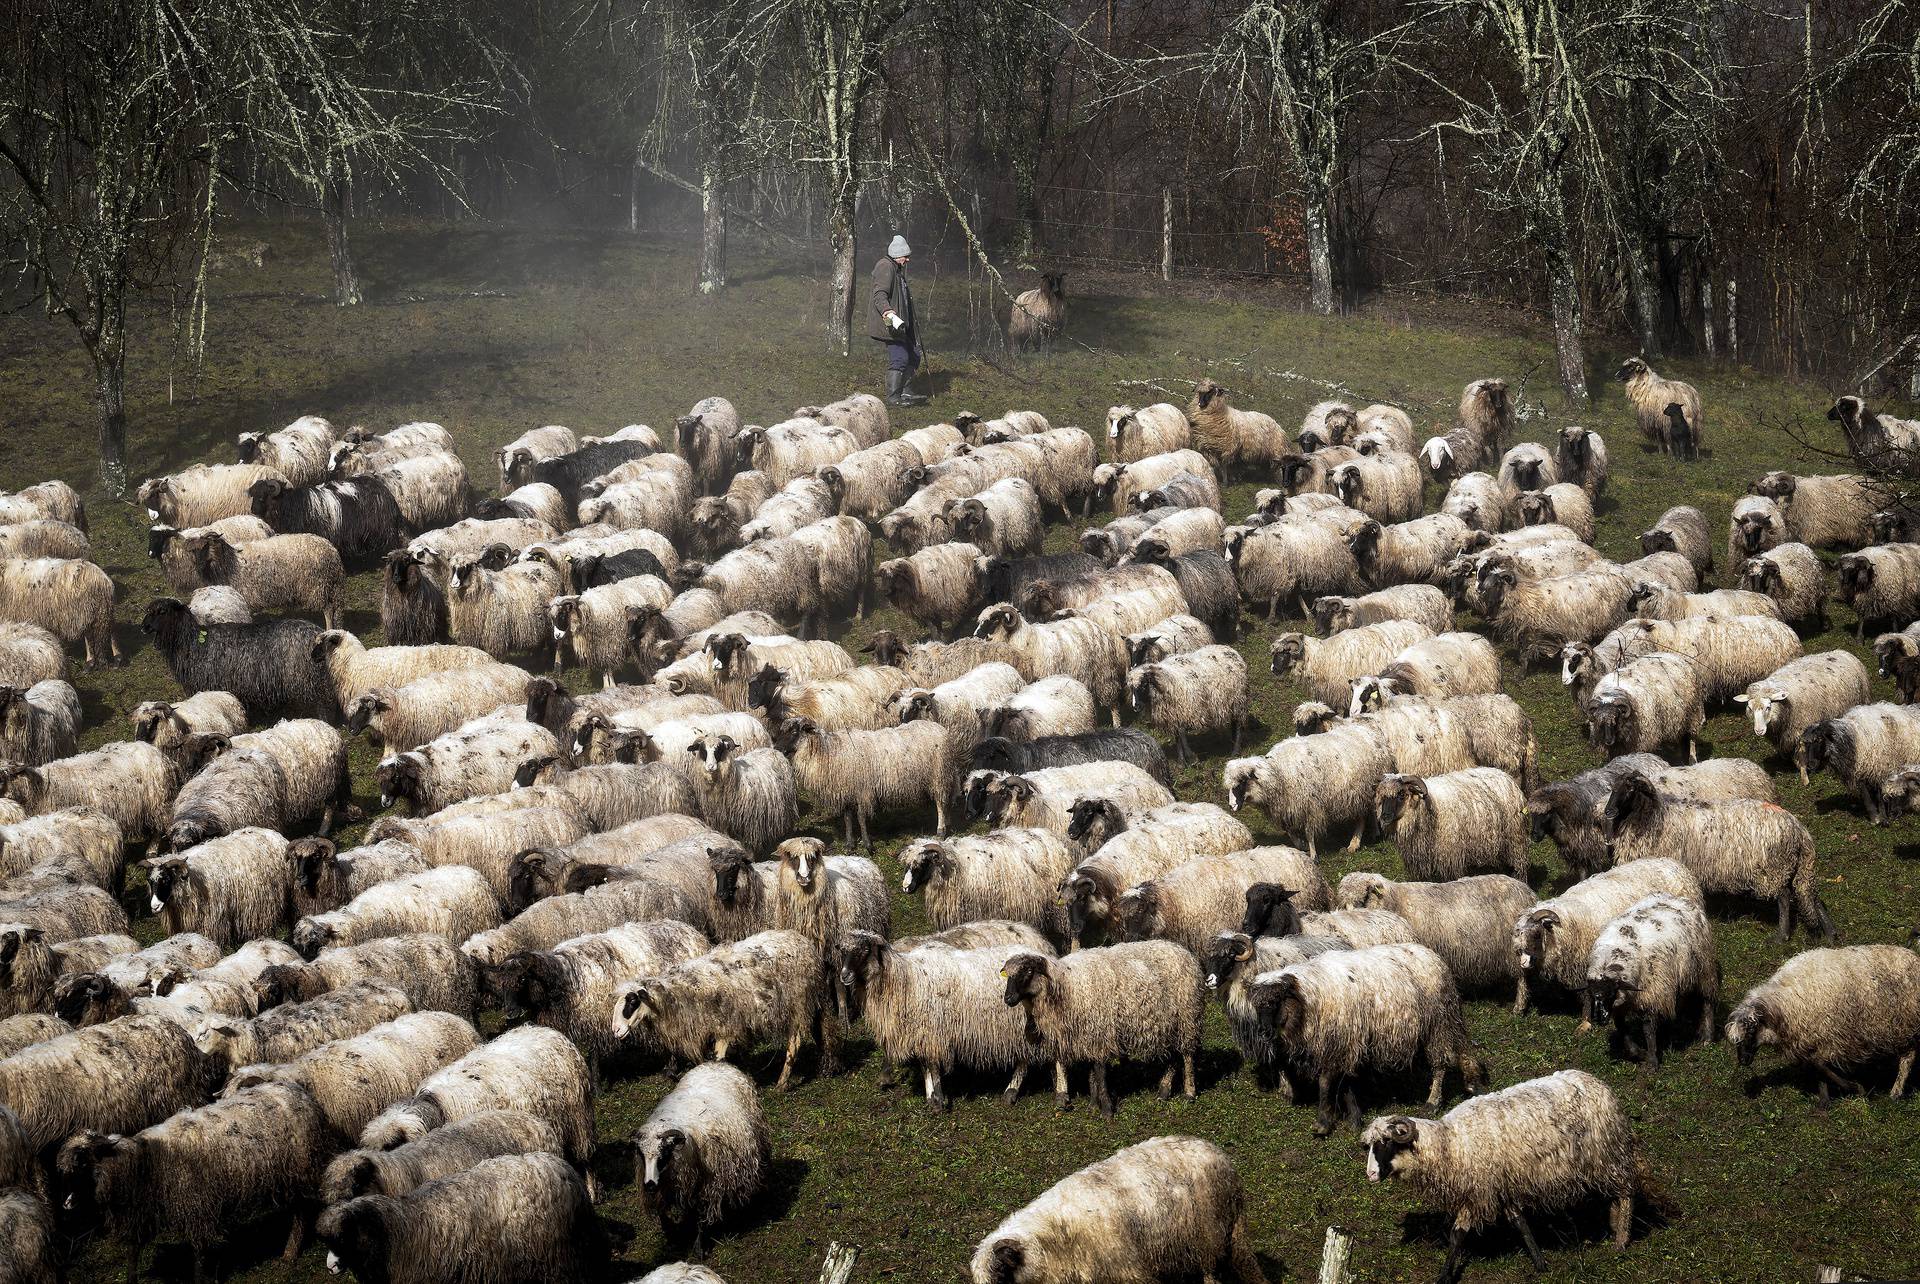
869, 234, 928, 407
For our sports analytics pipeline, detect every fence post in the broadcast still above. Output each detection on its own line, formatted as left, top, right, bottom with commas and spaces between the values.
819, 1242, 858, 1284
1318, 1227, 1353, 1284
1162, 187, 1173, 282
1726, 278, 1738, 361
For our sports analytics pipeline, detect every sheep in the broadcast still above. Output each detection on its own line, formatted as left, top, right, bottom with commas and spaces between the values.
972, 604, 1129, 723
0, 1013, 63, 1056
518, 434, 667, 508
0, 555, 116, 666
344, 668, 530, 762
1270, 620, 1433, 707
773, 838, 889, 970
1836, 541, 1920, 638
1091, 449, 1218, 515
1627, 581, 1778, 622
475, 480, 570, 531
784, 514, 873, 620
1109, 846, 1327, 958
900, 828, 1078, 944
1124, 541, 1239, 640
318, 1151, 603, 1284
57, 1080, 331, 1282
797, 392, 890, 449
676, 538, 829, 636
1226, 508, 1366, 621
1362, 1069, 1645, 1279
0, 518, 88, 566
0, 927, 138, 1019
1374, 768, 1528, 884
377, 709, 561, 819
1446, 542, 1600, 616
442, 551, 561, 660
1437, 470, 1504, 531
969, 763, 1176, 844
699, 844, 790, 944
285, 837, 428, 922
0, 738, 175, 845
138, 463, 286, 530
0, 807, 121, 889
1602, 773, 1831, 939
171, 526, 342, 628
248, 937, 474, 1021
1735, 651, 1870, 778
1105, 402, 1190, 463
489, 919, 709, 1066
1128, 470, 1222, 517
751, 663, 911, 736
1747, 470, 1877, 553
291, 866, 501, 959
1335, 872, 1537, 993
1310, 586, 1452, 640
1106, 510, 1229, 572
1330, 451, 1421, 526
1478, 562, 1633, 656
627, 1062, 770, 1257
0, 481, 84, 532
1829, 393, 1920, 471
1350, 631, 1502, 713
246, 473, 408, 564
1512, 858, 1703, 1019
611, 929, 831, 1090
1223, 719, 1391, 859
1627, 613, 1805, 704
1296, 402, 1355, 452
1583, 651, 1707, 764
130, 692, 247, 769
734, 417, 859, 490
675, 397, 743, 497
143, 827, 293, 949
549, 577, 672, 685
320, 1109, 563, 1206
971, 1134, 1262, 1284
170, 716, 349, 848
1725, 943, 1920, 1107
370, 806, 587, 911
940, 479, 1041, 562
999, 942, 1204, 1114
1183, 379, 1290, 485
975, 676, 1089, 745
1059, 803, 1263, 947
141, 596, 339, 721
311, 629, 493, 710
0, 679, 75, 771
1731, 545, 1824, 632
1008, 272, 1068, 352
1122, 614, 1214, 669
0, 624, 61, 692
1125, 645, 1248, 764
327, 421, 456, 476
1554, 425, 1609, 496
1245, 941, 1479, 1137
1616, 356, 1703, 457
494, 424, 580, 495
1631, 506, 1714, 582
1495, 442, 1558, 501
1727, 502, 1786, 589
500, 821, 724, 914
968, 729, 1172, 790
1527, 757, 1776, 881
0, 1013, 214, 1155
1583, 894, 1718, 1070
1508, 482, 1594, 545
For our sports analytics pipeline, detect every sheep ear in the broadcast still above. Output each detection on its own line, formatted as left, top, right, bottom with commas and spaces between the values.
1733, 693, 1749, 704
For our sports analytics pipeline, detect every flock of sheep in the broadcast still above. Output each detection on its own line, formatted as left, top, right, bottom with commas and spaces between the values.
0, 353, 1915, 1284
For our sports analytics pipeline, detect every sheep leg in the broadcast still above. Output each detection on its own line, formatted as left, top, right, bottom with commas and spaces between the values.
1053, 1060, 1070, 1111
1110, 705, 1121, 729
933, 789, 948, 837
1312, 1072, 1338, 1136
1573, 988, 1592, 1035
1266, 596, 1279, 622
192, 1244, 208, 1284
816, 1010, 842, 1077
775, 1028, 803, 1090
1436, 1225, 1471, 1284
282, 1210, 307, 1260
1428, 1062, 1448, 1107
1343, 1082, 1363, 1131
841, 809, 855, 850
1512, 975, 1530, 1016
1609, 1194, 1635, 1249
1686, 733, 1697, 765
712, 1038, 731, 1061
125, 1240, 141, 1284
1641, 1015, 1660, 1071
1892, 1049, 1915, 1099
1091, 1062, 1115, 1117
1775, 892, 1792, 942
1001, 1063, 1027, 1106
924, 1065, 950, 1112
1508, 1211, 1546, 1272
1176, 732, 1192, 765
858, 803, 874, 855
1156, 1060, 1177, 1100
1183, 1049, 1197, 1099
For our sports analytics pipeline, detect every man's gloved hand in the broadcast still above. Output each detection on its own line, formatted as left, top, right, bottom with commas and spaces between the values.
886, 311, 905, 333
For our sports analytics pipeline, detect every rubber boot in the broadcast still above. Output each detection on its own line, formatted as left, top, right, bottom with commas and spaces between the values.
896, 365, 929, 407
884, 367, 908, 407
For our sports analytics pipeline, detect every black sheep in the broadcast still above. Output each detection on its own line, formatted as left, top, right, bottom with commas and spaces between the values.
529, 439, 657, 506
969, 729, 1171, 786
140, 598, 338, 721
247, 476, 407, 564
1129, 541, 1240, 640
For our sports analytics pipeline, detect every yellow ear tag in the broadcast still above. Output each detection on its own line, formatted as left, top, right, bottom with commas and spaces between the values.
196, 629, 208, 644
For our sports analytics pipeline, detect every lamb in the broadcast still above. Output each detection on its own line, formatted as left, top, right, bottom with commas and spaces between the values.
1335, 873, 1537, 993
1636, 504, 1715, 578
249, 937, 476, 1020
1584, 894, 1719, 1069
1736, 651, 1870, 776
1725, 943, 1920, 1107
1617, 356, 1702, 457
58, 1080, 333, 1281
356, 1025, 593, 1166
1223, 721, 1391, 859
1375, 768, 1527, 883
167, 716, 349, 848
634, 1061, 769, 1255
676, 397, 743, 497
611, 929, 831, 1090
0, 1014, 214, 1154
1586, 651, 1706, 763
1602, 772, 1832, 940
1126, 645, 1249, 763
774, 838, 889, 967
1226, 509, 1365, 620
1738, 543, 1827, 628
979, 675, 1092, 744
489, 919, 709, 1066
1008, 272, 1068, 352
143, 827, 294, 949
139, 463, 286, 529
899, 828, 1078, 946
0, 481, 84, 532
1269, 620, 1433, 707
0, 680, 77, 769
0, 739, 176, 843
1105, 402, 1190, 463
1555, 425, 1609, 496
1361, 1069, 1645, 1279
999, 942, 1204, 1114
1512, 858, 1704, 1018
1110, 846, 1329, 957
291, 866, 501, 958
317, 1151, 603, 1284
0, 556, 116, 666
319, 1109, 563, 1205
328, 421, 457, 476
141, 596, 338, 720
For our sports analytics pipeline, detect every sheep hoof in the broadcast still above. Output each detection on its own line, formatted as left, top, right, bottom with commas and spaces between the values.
1053, 1094, 1070, 1113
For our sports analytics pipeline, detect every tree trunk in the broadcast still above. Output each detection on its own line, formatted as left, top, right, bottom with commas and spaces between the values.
1547, 249, 1588, 405
1699, 273, 1716, 357
91, 329, 129, 495
699, 162, 727, 296
1305, 199, 1335, 315
827, 177, 856, 355
324, 181, 362, 307
1009, 155, 1038, 263
1622, 235, 1661, 359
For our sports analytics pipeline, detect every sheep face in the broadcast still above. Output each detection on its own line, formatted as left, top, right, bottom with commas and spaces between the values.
707, 843, 756, 907
1269, 634, 1307, 679
0, 926, 44, 985
1723, 999, 1777, 1067
1599, 771, 1657, 839
291, 918, 338, 961
493, 950, 559, 1021
1835, 555, 1873, 602
961, 771, 1004, 820
1081, 530, 1119, 562
54, 1130, 136, 1218
1734, 686, 1787, 738
1106, 408, 1133, 442
898, 840, 950, 895
1373, 776, 1427, 833
1735, 509, 1779, 556
1585, 965, 1638, 1027
895, 691, 938, 725
1507, 452, 1550, 490
1559, 644, 1594, 690
1737, 559, 1780, 597
513, 754, 561, 788
1586, 696, 1637, 753
52, 972, 115, 1025
979, 1239, 1028, 1284
1201, 932, 1257, 989
1878, 768, 1920, 819
1419, 438, 1454, 476
1059, 871, 1105, 938
974, 604, 1022, 641
1512, 909, 1561, 978
1279, 456, 1319, 494
1310, 597, 1355, 637
375, 755, 426, 810
952, 499, 991, 542
144, 855, 190, 914
507, 850, 560, 913
1130, 535, 1172, 567
1560, 426, 1593, 461
689, 733, 740, 778
771, 717, 819, 757
317, 1201, 390, 1281
835, 929, 889, 995
1872, 510, 1915, 542
1517, 492, 1554, 526
1796, 722, 1836, 777
1125, 667, 1158, 714
1239, 882, 1301, 938
343, 692, 392, 738
999, 953, 1050, 1008
1247, 972, 1306, 1044
1349, 676, 1395, 717
777, 837, 828, 894
1362, 1115, 1420, 1183
1192, 380, 1223, 411
1108, 884, 1159, 942
1331, 465, 1364, 507
1477, 566, 1519, 615
638, 1125, 691, 1201
1292, 702, 1337, 735
1615, 357, 1651, 384
1064, 797, 1123, 848
1222, 759, 1265, 814
287, 837, 338, 899
612, 983, 658, 1041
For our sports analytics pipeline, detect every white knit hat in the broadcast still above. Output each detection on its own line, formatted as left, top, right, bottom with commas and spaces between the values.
887, 235, 911, 257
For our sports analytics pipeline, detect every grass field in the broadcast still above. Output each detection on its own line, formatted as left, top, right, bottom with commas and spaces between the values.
3, 221, 1918, 1284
